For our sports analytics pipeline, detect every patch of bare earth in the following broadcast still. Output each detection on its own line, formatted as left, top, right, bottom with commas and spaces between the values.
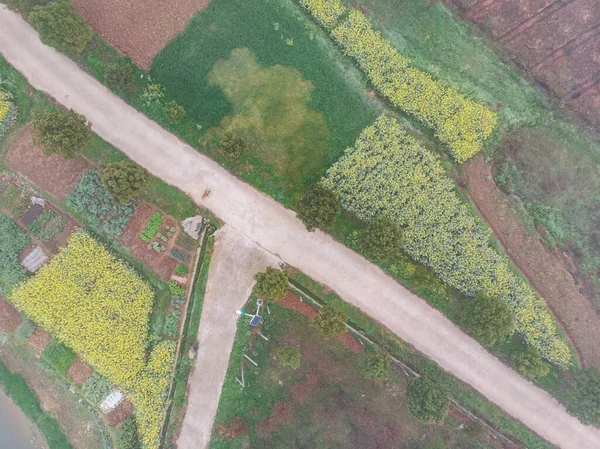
217, 416, 248, 440
336, 332, 363, 353
257, 402, 293, 438
6, 125, 92, 200
28, 327, 52, 356
67, 356, 93, 385
71, 0, 210, 69
118, 201, 180, 280
463, 155, 600, 368
0, 298, 22, 333
279, 291, 317, 319
106, 399, 134, 427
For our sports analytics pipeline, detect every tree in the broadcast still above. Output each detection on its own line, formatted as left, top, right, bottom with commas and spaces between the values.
459, 295, 513, 347
276, 346, 301, 370
566, 368, 600, 426
105, 63, 134, 91
164, 101, 186, 125
359, 217, 402, 259
510, 347, 550, 379
297, 184, 340, 231
360, 350, 391, 379
313, 304, 346, 337
220, 132, 246, 162
32, 108, 91, 159
100, 161, 149, 204
407, 377, 449, 423
29, 0, 92, 54
254, 267, 288, 301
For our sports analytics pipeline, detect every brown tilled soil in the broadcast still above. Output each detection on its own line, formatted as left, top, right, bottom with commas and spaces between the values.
279, 291, 317, 319
217, 416, 248, 440
0, 298, 22, 333
71, 0, 210, 69
106, 399, 134, 427
257, 401, 293, 437
67, 356, 93, 385
336, 332, 363, 353
449, 0, 600, 130
6, 125, 93, 200
28, 327, 52, 356
463, 155, 600, 368
119, 201, 180, 280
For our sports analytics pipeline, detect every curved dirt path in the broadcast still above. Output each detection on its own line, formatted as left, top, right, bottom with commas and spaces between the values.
1, 7, 600, 448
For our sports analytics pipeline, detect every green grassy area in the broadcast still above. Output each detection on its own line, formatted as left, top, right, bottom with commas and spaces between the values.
286, 271, 554, 449
211, 297, 494, 449
0, 360, 73, 449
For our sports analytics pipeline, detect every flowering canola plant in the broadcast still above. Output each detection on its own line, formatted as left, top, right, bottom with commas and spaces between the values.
10, 232, 175, 448
0, 88, 18, 139
323, 116, 571, 366
299, 1, 497, 162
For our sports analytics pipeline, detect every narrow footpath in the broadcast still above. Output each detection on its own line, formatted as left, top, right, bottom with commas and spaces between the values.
1, 6, 600, 448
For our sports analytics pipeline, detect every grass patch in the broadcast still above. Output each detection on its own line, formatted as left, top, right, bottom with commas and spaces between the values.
0, 360, 73, 449
42, 340, 76, 377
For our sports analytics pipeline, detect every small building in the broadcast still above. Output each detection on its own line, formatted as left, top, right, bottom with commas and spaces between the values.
21, 247, 48, 273
100, 389, 124, 413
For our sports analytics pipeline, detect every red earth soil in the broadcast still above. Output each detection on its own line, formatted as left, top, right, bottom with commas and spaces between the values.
279, 291, 317, 319
336, 332, 363, 353
217, 416, 248, 440
463, 155, 600, 368
28, 326, 52, 356
0, 298, 22, 333
290, 369, 320, 405
257, 401, 293, 437
107, 399, 134, 427
67, 356, 93, 385
72, 0, 210, 69
447, 0, 600, 130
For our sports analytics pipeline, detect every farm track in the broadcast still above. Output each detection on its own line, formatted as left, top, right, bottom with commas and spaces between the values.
2, 6, 600, 448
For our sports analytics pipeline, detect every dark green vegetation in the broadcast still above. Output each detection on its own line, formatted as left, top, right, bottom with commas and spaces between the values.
29, 0, 92, 54
104, 62, 134, 91
296, 184, 340, 231
0, 360, 73, 449
30, 209, 67, 242
359, 350, 391, 380
163, 101, 186, 125
42, 340, 76, 377
100, 161, 150, 204
565, 368, 600, 427
219, 133, 246, 163
407, 377, 450, 423
0, 213, 30, 295
459, 295, 514, 347
82, 373, 112, 405
359, 217, 403, 260
32, 108, 92, 158
116, 417, 141, 449
510, 347, 550, 380
253, 267, 288, 301
313, 303, 346, 337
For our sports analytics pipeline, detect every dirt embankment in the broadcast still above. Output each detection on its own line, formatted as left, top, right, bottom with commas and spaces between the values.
463, 155, 600, 368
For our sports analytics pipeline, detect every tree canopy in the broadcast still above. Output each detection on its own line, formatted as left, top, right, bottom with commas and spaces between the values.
313, 304, 346, 337
459, 295, 513, 347
100, 161, 150, 204
254, 267, 288, 301
359, 217, 402, 259
510, 347, 550, 379
297, 184, 340, 231
407, 377, 449, 423
33, 108, 91, 159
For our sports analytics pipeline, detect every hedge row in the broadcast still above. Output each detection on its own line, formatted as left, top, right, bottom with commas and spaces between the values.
323, 116, 571, 366
300, 0, 497, 162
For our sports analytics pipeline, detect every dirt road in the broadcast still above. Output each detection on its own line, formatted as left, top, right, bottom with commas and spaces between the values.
1, 6, 600, 448
178, 225, 280, 449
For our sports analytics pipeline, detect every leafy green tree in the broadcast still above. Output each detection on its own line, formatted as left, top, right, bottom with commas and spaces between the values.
105, 63, 134, 91
297, 184, 340, 231
314, 304, 346, 338
29, 0, 92, 54
510, 347, 550, 379
100, 161, 149, 204
164, 101, 186, 125
566, 368, 600, 426
254, 267, 288, 301
407, 377, 449, 423
276, 346, 301, 370
360, 350, 391, 379
359, 217, 402, 259
33, 108, 91, 158
220, 132, 246, 162
459, 295, 513, 347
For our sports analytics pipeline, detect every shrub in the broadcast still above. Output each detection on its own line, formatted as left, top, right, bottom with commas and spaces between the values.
16, 319, 37, 340
175, 264, 189, 276
68, 170, 135, 236
105, 63, 134, 91
100, 161, 149, 204
359, 217, 402, 259
276, 346, 301, 370
566, 368, 600, 427
323, 116, 570, 366
83, 373, 112, 405
42, 339, 76, 376
220, 132, 246, 162
168, 280, 186, 296
141, 83, 164, 106
116, 417, 141, 449
407, 377, 449, 423
314, 304, 346, 337
140, 212, 164, 242
360, 350, 391, 379
254, 267, 288, 301
29, 0, 92, 54
510, 347, 550, 379
0, 88, 18, 139
459, 295, 513, 347
32, 108, 91, 158
30, 209, 67, 242
297, 184, 340, 231
164, 101, 186, 125
0, 213, 30, 295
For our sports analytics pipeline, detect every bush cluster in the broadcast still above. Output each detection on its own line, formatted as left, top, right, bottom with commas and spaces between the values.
254, 267, 288, 301
32, 108, 91, 159
300, 1, 497, 162
323, 116, 570, 366
296, 183, 340, 231
407, 377, 449, 423
314, 304, 346, 337
100, 161, 149, 204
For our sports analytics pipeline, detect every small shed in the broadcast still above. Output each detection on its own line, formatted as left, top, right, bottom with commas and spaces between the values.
21, 247, 48, 272
100, 389, 124, 413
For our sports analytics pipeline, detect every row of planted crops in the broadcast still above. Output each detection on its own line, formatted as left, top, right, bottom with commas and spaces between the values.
299, 0, 571, 367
